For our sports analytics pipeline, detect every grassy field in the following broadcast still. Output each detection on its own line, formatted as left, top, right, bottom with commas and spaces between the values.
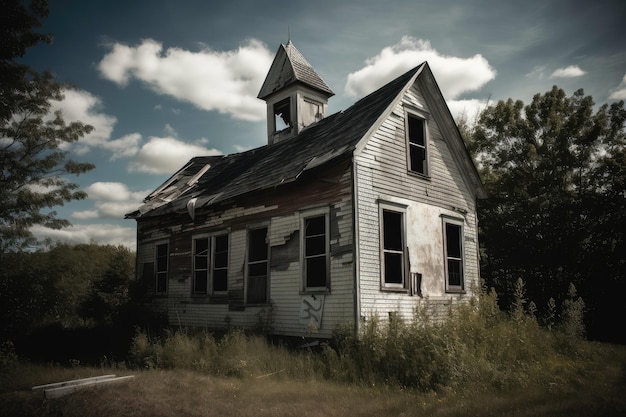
1, 342, 625, 417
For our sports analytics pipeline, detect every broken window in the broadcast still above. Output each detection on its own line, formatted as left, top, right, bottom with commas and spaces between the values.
155, 242, 169, 295
444, 220, 464, 292
407, 113, 428, 175
303, 214, 329, 290
247, 226, 269, 304
193, 233, 229, 295
381, 207, 406, 288
273, 98, 291, 131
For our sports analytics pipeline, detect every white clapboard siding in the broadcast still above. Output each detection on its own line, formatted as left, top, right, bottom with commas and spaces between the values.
355, 82, 480, 323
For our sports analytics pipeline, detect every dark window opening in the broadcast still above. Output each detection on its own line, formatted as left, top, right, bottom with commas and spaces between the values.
156, 243, 168, 294
247, 227, 268, 304
382, 210, 405, 286
213, 234, 229, 292
193, 238, 209, 294
274, 98, 291, 131
445, 222, 464, 289
408, 115, 427, 174
304, 216, 328, 289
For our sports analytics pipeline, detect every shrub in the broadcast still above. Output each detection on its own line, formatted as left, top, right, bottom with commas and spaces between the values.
127, 281, 589, 393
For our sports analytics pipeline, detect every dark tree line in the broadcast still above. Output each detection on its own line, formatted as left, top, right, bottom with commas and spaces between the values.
0, 244, 138, 340
462, 87, 626, 343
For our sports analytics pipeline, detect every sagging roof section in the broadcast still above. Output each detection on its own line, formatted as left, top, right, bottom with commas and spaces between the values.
258, 41, 334, 100
127, 64, 423, 220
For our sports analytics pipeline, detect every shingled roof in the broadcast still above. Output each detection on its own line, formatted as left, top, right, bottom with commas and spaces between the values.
258, 41, 334, 100
127, 63, 424, 219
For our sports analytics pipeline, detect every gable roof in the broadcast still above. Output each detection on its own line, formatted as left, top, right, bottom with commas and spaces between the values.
127, 62, 485, 220
258, 41, 334, 100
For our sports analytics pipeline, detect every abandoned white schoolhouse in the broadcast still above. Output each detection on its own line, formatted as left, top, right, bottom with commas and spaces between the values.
126, 41, 486, 338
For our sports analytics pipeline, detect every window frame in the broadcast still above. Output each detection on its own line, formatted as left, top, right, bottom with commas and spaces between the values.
273, 97, 292, 132
192, 234, 210, 295
192, 232, 230, 296
379, 202, 408, 291
300, 207, 330, 293
405, 110, 430, 177
245, 224, 270, 305
442, 217, 465, 293
211, 233, 229, 294
155, 241, 169, 296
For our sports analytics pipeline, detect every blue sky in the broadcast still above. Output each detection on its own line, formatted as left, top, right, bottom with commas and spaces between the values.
22, 0, 626, 249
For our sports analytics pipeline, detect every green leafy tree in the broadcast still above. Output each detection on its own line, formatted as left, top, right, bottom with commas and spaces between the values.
469, 86, 626, 342
0, 0, 95, 251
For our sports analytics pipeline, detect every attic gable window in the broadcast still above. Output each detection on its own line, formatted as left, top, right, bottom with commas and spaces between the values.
406, 112, 429, 176
273, 98, 291, 131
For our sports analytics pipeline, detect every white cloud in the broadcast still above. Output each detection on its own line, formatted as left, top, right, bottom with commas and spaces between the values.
447, 99, 491, 123
98, 38, 274, 121
164, 123, 177, 136
550, 65, 586, 78
525, 66, 547, 80
106, 133, 142, 160
30, 224, 137, 249
128, 136, 221, 174
49, 88, 116, 148
609, 74, 626, 100
345, 37, 496, 100
85, 182, 147, 202
48, 88, 143, 159
78, 182, 151, 221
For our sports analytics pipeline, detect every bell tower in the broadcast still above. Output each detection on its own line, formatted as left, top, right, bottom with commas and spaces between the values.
258, 41, 334, 145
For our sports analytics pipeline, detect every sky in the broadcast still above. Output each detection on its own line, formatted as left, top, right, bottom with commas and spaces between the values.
19, 0, 626, 249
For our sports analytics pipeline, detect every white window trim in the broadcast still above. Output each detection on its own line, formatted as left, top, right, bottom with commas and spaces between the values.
442, 216, 465, 293
245, 223, 270, 305
211, 233, 230, 295
379, 201, 408, 290
154, 240, 169, 296
404, 109, 430, 177
192, 233, 210, 296
192, 232, 230, 296
300, 207, 330, 292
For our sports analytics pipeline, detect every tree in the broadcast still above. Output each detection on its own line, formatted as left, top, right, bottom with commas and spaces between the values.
0, 0, 95, 251
468, 86, 626, 342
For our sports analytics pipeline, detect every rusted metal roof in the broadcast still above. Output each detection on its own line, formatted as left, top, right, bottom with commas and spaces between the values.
258, 41, 334, 100
127, 64, 423, 219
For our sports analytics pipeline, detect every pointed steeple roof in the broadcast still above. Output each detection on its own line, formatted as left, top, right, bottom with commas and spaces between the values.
258, 41, 334, 100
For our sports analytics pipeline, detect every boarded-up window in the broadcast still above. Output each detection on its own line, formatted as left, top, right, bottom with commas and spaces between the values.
444, 221, 464, 292
380, 206, 406, 289
304, 215, 328, 289
407, 114, 428, 175
155, 242, 168, 295
247, 227, 268, 304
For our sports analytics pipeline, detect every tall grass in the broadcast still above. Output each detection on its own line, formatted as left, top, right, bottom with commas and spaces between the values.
127, 281, 591, 393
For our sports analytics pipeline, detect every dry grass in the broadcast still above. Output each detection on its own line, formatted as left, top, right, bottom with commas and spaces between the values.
1, 343, 625, 417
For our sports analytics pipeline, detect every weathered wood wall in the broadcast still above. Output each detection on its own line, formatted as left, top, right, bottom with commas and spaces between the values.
134, 158, 355, 338
354, 80, 481, 324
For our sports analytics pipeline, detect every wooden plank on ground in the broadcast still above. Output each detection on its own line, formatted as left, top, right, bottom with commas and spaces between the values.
32, 375, 117, 391
43, 375, 134, 399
